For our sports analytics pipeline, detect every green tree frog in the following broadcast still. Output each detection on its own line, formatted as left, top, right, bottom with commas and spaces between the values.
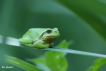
19, 28, 60, 48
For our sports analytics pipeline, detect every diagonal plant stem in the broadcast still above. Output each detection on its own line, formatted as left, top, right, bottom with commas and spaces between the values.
0, 36, 106, 58
43, 48, 106, 58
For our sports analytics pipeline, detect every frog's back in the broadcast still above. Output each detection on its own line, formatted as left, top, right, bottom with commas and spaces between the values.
23, 28, 48, 39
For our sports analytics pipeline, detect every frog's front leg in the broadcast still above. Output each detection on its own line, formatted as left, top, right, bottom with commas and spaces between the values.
33, 40, 49, 48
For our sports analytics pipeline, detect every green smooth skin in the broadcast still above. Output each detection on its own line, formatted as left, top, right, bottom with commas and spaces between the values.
19, 28, 60, 48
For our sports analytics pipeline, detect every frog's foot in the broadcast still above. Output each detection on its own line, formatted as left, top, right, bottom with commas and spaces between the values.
49, 43, 54, 48
20, 44, 34, 47
33, 41, 49, 49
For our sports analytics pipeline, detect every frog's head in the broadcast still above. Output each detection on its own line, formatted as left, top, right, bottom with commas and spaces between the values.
41, 28, 60, 43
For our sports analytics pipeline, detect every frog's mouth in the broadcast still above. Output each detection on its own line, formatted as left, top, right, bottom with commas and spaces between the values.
46, 35, 60, 39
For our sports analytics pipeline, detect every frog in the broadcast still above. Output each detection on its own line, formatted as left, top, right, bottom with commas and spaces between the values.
19, 28, 60, 48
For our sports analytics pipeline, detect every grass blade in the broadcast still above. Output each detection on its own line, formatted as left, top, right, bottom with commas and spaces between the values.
5, 55, 42, 71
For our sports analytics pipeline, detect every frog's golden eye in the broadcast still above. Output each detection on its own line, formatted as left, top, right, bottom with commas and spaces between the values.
47, 30, 52, 34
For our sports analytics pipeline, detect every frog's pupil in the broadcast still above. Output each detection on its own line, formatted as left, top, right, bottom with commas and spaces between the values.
47, 30, 52, 34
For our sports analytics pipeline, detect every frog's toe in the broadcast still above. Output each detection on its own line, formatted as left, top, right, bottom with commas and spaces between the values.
33, 43, 49, 48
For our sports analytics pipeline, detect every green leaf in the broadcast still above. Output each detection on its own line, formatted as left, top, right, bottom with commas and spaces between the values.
5, 55, 42, 71
45, 51, 68, 71
57, 40, 73, 48
28, 57, 46, 65
87, 58, 106, 71
44, 40, 70, 71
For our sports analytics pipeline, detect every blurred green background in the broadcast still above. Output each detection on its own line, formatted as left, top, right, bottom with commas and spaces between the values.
0, 0, 106, 71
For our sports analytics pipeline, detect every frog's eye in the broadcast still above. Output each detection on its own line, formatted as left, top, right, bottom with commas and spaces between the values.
47, 30, 52, 34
